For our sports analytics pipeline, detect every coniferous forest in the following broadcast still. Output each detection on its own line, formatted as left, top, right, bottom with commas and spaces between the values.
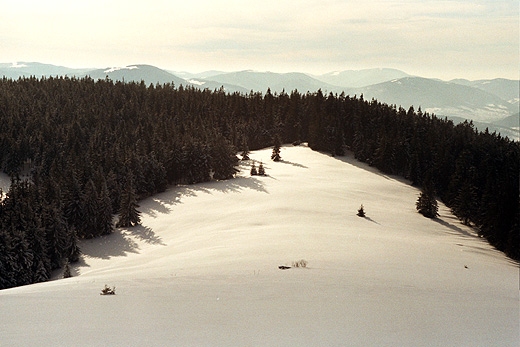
0, 76, 518, 289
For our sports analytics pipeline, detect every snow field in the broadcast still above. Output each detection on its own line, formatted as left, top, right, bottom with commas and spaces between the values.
0, 145, 518, 346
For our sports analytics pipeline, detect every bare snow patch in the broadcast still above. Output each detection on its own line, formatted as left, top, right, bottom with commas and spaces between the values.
104, 65, 139, 74
188, 79, 206, 86
10, 62, 27, 68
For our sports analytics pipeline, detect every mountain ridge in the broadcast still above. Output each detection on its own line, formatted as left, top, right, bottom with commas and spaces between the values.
1, 62, 517, 138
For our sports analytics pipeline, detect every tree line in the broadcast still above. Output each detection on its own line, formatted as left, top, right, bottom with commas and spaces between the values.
0, 76, 518, 289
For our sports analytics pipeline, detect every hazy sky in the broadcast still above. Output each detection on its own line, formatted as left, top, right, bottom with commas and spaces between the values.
1, 0, 518, 80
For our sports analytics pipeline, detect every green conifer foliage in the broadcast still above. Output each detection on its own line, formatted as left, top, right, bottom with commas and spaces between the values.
258, 162, 265, 176
0, 74, 518, 289
250, 162, 258, 176
211, 135, 239, 180
116, 174, 141, 228
416, 191, 439, 218
63, 261, 72, 278
357, 204, 366, 217
271, 134, 282, 162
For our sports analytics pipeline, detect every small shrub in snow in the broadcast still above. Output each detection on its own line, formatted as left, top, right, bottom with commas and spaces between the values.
292, 259, 308, 268
258, 162, 265, 176
100, 284, 116, 295
271, 135, 282, 162
357, 204, 366, 217
250, 162, 258, 176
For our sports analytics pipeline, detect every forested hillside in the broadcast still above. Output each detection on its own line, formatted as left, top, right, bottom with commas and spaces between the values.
0, 76, 518, 289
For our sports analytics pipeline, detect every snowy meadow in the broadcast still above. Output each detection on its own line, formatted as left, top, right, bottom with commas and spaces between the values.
1, 145, 518, 346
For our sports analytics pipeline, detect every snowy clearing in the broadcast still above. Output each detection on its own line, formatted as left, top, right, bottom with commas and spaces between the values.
0, 145, 518, 346
188, 79, 206, 86
103, 65, 139, 74
9, 62, 28, 68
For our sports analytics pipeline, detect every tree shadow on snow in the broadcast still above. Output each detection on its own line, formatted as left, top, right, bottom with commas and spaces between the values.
277, 159, 308, 169
79, 229, 140, 260
215, 176, 269, 194
50, 256, 89, 280
331, 152, 412, 185
142, 197, 173, 217
432, 215, 478, 239
362, 216, 380, 225
148, 175, 269, 212
125, 225, 165, 246
140, 188, 189, 218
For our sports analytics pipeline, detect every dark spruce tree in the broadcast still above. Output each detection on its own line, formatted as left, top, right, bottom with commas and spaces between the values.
65, 227, 81, 263
271, 134, 282, 162
0, 229, 16, 289
416, 190, 439, 218
62, 260, 72, 278
357, 204, 366, 217
116, 173, 141, 228
95, 177, 114, 236
210, 135, 239, 181
258, 162, 265, 176
240, 135, 250, 160
416, 176, 439, 218
250, 162, 258, 176
81, 179, 99, 239
41, 204, 68, 270
62, 172, 84, 237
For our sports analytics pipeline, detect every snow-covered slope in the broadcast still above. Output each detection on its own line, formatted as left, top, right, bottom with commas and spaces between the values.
0, 62, 92, 79
0, 146, 518, 346
205, 70, 343, 94
351, 77, 517, 123
314, 68, 411, 88
84, 64, 187, 87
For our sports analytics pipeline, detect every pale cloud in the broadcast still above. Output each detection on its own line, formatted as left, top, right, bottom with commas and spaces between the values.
1, 0, 518, 80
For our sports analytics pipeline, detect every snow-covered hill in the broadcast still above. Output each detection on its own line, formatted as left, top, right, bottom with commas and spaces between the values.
84, 64, 186, 87
450, 78, 520, 106
1, 145, 517, 346
202, 70, 342, 94
314, 68, 411, 88
0, 62, 92, 79
350, 77, 517, 123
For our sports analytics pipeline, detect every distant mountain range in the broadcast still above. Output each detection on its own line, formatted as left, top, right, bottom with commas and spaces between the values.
1, 62, 518, 139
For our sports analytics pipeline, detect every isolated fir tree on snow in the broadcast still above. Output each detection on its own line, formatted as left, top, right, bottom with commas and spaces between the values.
357, 204, 366, 217
258, 162, 265, 176
416, 189, 439, 219
416, 176, 439, 219
117, 174, 141, 228
271, 134, 282, 162
250, 162, 258, 176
